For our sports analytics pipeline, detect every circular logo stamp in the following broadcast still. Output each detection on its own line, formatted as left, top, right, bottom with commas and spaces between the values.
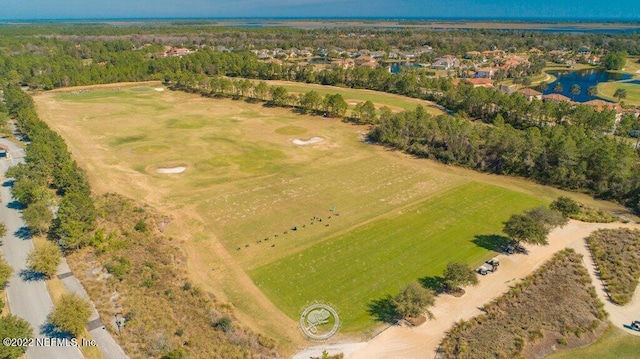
299, 303, 340, 340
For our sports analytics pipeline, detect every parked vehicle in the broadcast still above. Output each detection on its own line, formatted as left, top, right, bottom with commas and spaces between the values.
477, 259, 500, 275
631, 320, 640, 331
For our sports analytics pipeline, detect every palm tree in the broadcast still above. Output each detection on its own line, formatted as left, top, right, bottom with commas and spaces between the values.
587, 86, 598, 97
614, 88, 628, 103
553, 82, 563, 94
570, 84, 581, 101
538, 81, 549, 92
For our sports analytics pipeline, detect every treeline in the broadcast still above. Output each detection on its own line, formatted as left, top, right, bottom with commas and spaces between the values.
2, 23, 640, 56
369, 106, 640, 212
3, 85, 96, 250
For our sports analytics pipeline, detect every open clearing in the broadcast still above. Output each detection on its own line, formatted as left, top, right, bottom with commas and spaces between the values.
33, 83, 635, 352
254, 79, 445, 115
547, 325, 640, 359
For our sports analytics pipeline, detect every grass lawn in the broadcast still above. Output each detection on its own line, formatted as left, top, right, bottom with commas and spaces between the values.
547, 325, 640, 359
33, 83, 634, 348
251, 182, 544, 332
598, 81, 640, 105
254, 79, 445, 115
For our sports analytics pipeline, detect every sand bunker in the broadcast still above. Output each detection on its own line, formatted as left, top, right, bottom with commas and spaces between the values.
154, 88, 165, 92
292, 137, 324, 146
156, 166, 186, 174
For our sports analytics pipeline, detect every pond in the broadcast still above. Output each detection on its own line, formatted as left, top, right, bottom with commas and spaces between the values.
542, 69, 632, 102
389, 62, 424, 74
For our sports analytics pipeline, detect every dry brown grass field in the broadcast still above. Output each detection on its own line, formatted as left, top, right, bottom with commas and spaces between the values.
33, 82, 635, 353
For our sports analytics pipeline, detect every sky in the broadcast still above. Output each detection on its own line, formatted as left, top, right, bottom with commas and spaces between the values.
0, 0, 639, 20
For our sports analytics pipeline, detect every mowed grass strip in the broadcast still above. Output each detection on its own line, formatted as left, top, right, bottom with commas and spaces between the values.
257, 79, 445, 114
250, 182, 545, 332
546, 325, 640, 359
598, 81, 640, 106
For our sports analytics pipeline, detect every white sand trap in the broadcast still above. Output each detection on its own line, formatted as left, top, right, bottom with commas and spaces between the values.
292, 137, 324, 146
156, 166, 186, 174
154, 88, 165, 92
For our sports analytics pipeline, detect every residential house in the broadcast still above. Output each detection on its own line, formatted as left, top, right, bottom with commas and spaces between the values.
432, 55, 460, 70
462, 78, 494, 88
518, 88, 543, 101
542, 93, 572, 103
475, 67, 497, 78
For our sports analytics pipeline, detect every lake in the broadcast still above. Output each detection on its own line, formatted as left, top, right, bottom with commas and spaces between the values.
543, 69, 632, 102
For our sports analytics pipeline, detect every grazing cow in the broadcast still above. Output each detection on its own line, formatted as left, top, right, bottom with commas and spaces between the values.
284, 231, 288, 234
319, 219, 322, 222
257, 240, 262, 243
302, 225, 305, 228
236, 247, 240, 250
245, 244, 249, 247
325, 224, 329, 227
274, 234, 278, 237
328, 216, 331, 219
292, 226, 297, 231
265, 238, 269, 241
271, 244, 275, 247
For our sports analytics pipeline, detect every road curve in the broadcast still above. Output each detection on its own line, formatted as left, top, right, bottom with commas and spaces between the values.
0, 138, 83, 359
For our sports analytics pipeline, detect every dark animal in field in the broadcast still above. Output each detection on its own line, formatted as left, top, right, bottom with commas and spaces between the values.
271, 244, 275, 247
245, 244, 249, 247
236, 247, 240, 250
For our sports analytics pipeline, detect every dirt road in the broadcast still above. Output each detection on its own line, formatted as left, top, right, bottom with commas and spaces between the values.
294, 220, 640, 359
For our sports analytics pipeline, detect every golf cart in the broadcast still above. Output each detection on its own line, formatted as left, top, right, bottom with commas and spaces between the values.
477, 259, 500, 275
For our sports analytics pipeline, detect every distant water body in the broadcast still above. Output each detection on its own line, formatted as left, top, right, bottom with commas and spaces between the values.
3, 18, 640, 34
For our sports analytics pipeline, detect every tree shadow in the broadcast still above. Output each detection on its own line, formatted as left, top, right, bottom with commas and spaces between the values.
2, 179, 14, 187
7, 200, 24, 210
40, 322, 74, 339
472, 234, 511, 252
14, 226, 31, 240
20, 269, 45, 281
367, 295, 401, 324
418, 275, 445, 293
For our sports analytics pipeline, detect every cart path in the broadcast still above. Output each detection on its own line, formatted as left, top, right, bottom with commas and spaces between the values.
294, 220, 640, 359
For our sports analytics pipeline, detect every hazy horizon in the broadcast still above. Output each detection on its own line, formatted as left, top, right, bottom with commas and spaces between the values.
1, 0, 639, 21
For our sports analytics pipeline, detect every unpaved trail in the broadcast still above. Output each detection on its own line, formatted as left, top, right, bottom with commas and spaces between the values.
295, 220, 640, 359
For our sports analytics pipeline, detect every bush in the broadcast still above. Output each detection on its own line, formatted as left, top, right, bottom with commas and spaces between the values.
213, 316, 233, 333
550, 196, 581, 217
0, 314, 34, 359
393, 281, 435, 318
0, 222, 6, 237
0, 256, 13, 289
443, 262, 478, 292
588, 228, 640, 305
48, 293, 92, 337
26, 240, 62, 278
22, 201, 53, 235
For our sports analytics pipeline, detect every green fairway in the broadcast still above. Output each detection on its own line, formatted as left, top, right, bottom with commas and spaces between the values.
250, 182, 545, 332
547, 326, 640, 359
35, 83, 630, 346
598, 81, 640, 106
257, 79, 445, 114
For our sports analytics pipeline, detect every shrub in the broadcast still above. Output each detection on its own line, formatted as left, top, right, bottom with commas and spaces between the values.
0, 314, 34, 359
0, 256, 13, 289
48, 293, 92, 337
550, 196, 581, 217
393, 281, 435, 318
26, 240, 62, 278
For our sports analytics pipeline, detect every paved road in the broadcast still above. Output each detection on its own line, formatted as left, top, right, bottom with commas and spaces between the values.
0, 138, 83, 359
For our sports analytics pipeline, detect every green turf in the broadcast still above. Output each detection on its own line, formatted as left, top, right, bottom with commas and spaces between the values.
598, 81, 640, 106
250, 182, 545, 332
259, 80, 444, 114
547, 326, 640, 359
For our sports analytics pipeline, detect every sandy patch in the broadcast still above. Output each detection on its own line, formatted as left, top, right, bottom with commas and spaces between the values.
292, 137, 324, 146
156, 166, 186, 174
154, 87, 165, 92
